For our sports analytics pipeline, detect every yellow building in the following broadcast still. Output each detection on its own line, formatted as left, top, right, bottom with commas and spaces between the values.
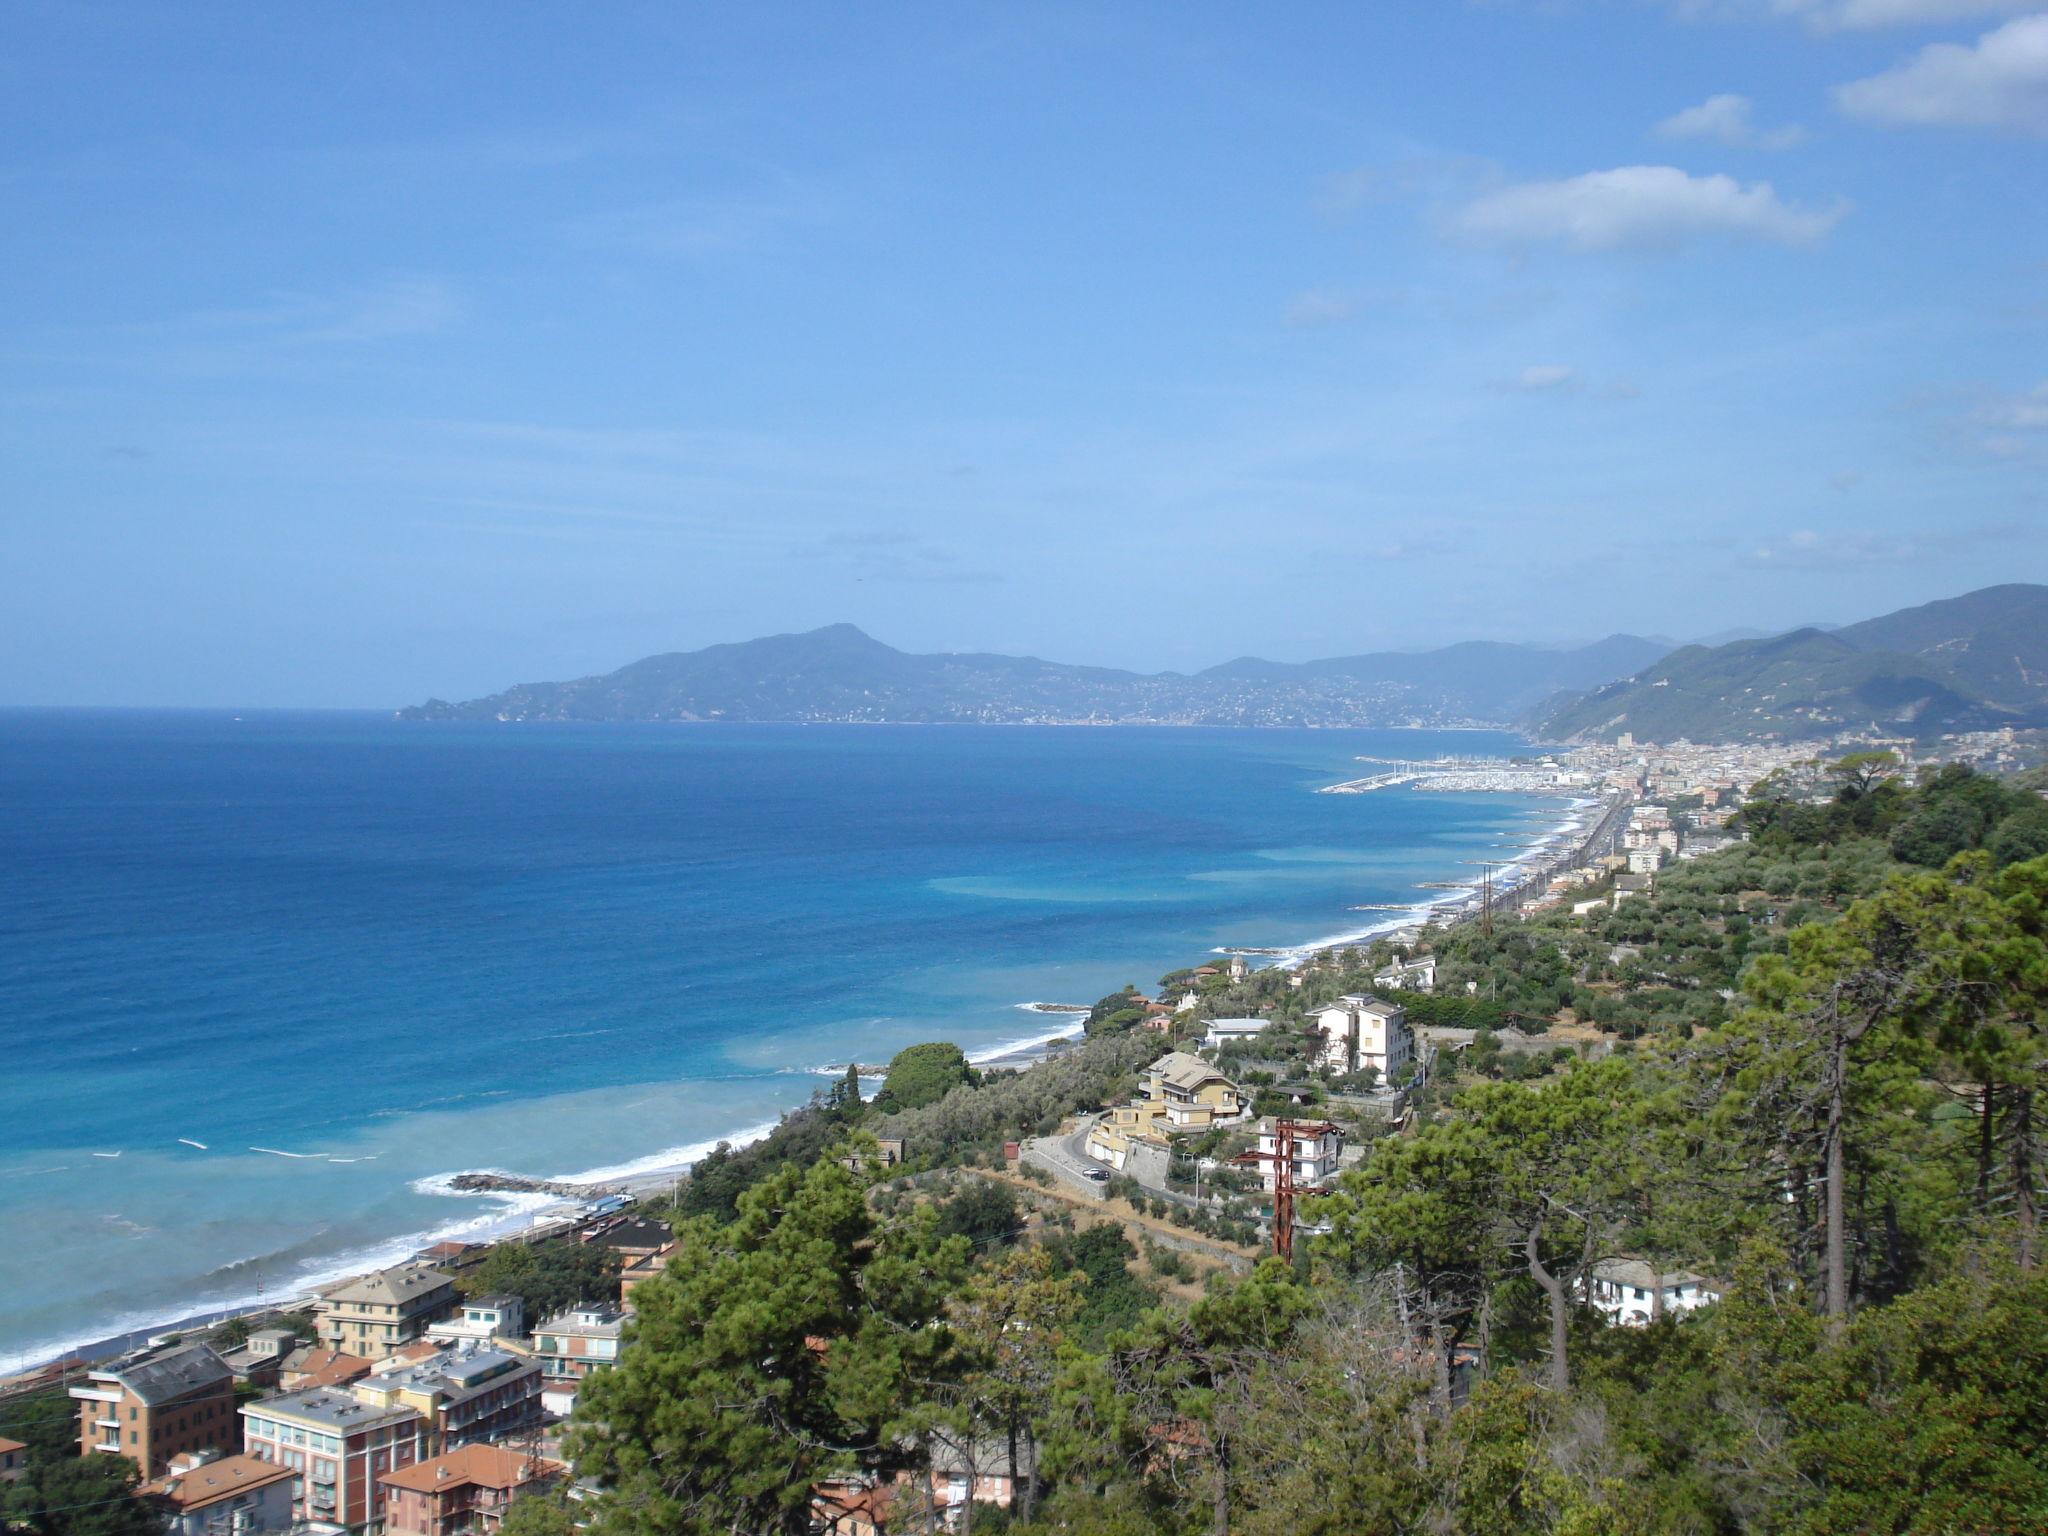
1084, 1053, 1246, 1168
313, 1263, 458, 1361
1138, 1051, 1246, 1129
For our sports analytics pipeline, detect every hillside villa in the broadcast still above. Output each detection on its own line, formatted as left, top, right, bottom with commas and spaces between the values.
1312, 995, 1412, 1080
1086, 1053, 1246, 1168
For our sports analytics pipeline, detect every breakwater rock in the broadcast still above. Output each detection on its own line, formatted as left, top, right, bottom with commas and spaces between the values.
447, 1171, 624, 1198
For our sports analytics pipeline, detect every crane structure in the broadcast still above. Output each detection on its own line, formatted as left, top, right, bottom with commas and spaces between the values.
1234, 1119, 1339, 1262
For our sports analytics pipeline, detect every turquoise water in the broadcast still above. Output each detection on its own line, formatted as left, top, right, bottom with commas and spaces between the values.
0, 714, 1557, 1366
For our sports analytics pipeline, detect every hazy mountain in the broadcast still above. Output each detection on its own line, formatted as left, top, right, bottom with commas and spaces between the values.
399, 625, 1671, 728
1527, 585, 2048, 743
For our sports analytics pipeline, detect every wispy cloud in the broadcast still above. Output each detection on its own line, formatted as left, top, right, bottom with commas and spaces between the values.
1655, 94, 1808, 149
1773, 0, 2038, 32
295, 278, 466, 343
1455, 165, 1846, 252
1503, 363, 1579, 392
1740, 528, 1919, 568
1835, 14, 2048, 135
1739, 519, 2029, 570
1967, 380, 2048, 458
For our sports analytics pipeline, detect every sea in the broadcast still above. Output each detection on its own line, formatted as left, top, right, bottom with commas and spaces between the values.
0, 712, 1564, 1369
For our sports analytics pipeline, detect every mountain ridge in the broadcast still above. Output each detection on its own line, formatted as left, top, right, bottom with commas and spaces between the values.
399, 627, 1671, 728
1526, 584, 2048, 743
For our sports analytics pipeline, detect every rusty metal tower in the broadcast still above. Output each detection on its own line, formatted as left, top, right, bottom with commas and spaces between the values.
1236, 1119, 1338, 1262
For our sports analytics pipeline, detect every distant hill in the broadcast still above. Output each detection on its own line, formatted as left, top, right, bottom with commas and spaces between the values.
1527, 585, 2048, 743
398, 625, 1671, 728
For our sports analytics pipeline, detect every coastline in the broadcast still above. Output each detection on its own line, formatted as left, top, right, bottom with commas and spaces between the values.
1, 779, 1574, 1381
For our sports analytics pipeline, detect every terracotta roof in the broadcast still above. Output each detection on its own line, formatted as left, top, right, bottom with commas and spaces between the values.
812, 1481, 895, 1527
380, 1444, 558, 1495
283, 1349, 372, 1389
150, 1455, 296, 1510
0, 1436, 24, 1454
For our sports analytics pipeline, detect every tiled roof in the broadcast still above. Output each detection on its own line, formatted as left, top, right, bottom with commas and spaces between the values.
150, 1455, 296, 1510
380, 1444, 558, 1494
1149, 1052, 1229, 1091
320, 1263, 452, 1307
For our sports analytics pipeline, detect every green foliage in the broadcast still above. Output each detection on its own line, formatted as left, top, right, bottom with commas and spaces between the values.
569, 1149, 972, 1536
496, 1493, 578, 1536
869, 1041, 977, 1115
676, 1084, 866, 1221
459, 1236, 621, 1318
932, 1177, 1022, 1251
1041, 1223, 1156, 1344
3, 1453, 166, 1536
4, 1388, 85, 1464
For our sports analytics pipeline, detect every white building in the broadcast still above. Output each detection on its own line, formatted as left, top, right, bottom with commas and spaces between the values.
1585, 1260, 1721, 1326
425, 1295, 525, 1347
1371, 956, 1436, 994
1203, 1017, 1272, 1051
1627, 847, 1665, 875
1312, 995, 1412, 1080
1251, 1118, 1343, 1193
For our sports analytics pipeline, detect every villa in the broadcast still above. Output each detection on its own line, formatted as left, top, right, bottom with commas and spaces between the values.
1585, 1260, 1722, 1327
1312, 995, 1412, 1080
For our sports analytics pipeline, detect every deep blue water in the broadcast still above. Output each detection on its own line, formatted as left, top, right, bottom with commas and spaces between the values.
0, 713, 1555, 1365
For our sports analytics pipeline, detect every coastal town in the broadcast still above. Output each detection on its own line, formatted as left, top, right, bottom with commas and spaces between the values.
8, 724, 2039, 1535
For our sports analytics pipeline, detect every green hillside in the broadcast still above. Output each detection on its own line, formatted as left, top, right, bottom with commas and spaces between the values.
1529, 584, 2048, 743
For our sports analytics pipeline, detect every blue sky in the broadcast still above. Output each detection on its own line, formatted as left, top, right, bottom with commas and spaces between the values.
2, 1, 2043, 706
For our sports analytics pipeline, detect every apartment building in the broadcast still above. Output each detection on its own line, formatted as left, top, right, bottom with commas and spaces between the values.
314, 1264, 458, 1361
353, 1345, 542, 1452
1251, 1117, 1344, 1194
71, 1342, 236, 1477
241, 1388, 424, 1533
532, 1307, 624, 1381
379, 1445, 563, 1536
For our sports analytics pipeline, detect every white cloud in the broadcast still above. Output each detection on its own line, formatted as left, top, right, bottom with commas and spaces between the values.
1835, 14, 2048, 134
1283, 289, 1357, 328
1970, 381, 2048, 456
1739, 528, 1917, 568
1509, 364, 1578, 391
1454, 165, 1846, 252
1980, 381, 2048, 429
299, 278, 465, 343
1655, 93, 1808, 149
1773, 0, 2038, 32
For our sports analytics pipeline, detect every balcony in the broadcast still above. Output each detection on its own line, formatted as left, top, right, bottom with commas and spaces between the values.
71, 1388, 122, 1404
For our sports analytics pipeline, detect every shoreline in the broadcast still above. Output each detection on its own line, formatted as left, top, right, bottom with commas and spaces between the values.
2, 784, 1568, 1380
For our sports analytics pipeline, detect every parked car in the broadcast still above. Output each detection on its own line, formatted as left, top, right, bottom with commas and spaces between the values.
1084, 1168, 1110, 1183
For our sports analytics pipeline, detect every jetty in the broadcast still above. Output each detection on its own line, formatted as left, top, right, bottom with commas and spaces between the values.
1317, 771, 1424, 795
